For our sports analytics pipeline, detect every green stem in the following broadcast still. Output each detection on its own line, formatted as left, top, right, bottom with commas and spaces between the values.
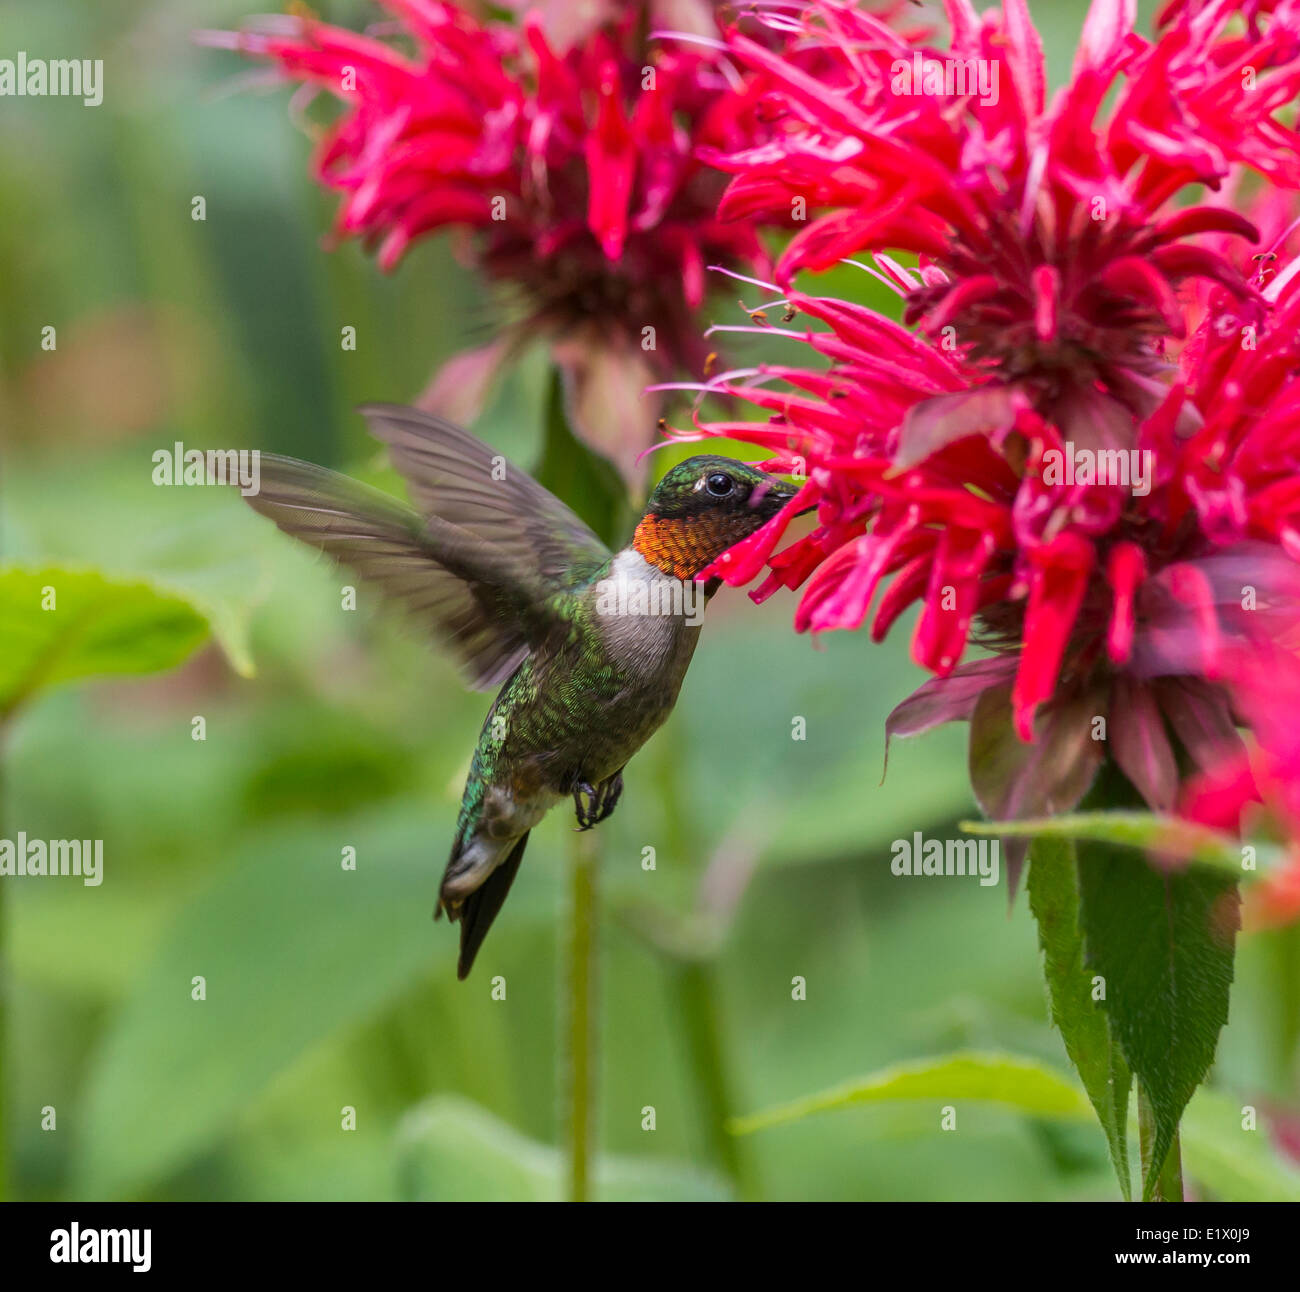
536, 362, 619, 1203
1262, 924, 1300, 1095
0, 719, 9, 1200
563, 827, 599, 1202
1138, 1083, 1184, 1201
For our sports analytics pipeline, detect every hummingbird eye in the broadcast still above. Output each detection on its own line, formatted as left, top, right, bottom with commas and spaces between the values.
705, 472, 734, 497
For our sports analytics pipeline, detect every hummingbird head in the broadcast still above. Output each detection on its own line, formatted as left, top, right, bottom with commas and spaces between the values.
632, 455, 799, 580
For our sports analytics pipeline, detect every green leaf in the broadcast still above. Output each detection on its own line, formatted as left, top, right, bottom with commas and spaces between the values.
1027, 835, 1132, 1199
397, 1095, 731, 1202
1077, 840, 1240, 1200
1181, 1088, 1300, 1202
967, 682, 1104, 893
0, 565, 210, 719
962, 810, 1260, 878
3, 455, 267, 679
728, 1051, 1093, 1136
131, 514, 261, 679
75, 811, 452, 1197
533, 368, 631, 548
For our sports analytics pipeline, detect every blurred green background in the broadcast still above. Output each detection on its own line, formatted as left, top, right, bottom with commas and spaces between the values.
2, 0, 1298, 1202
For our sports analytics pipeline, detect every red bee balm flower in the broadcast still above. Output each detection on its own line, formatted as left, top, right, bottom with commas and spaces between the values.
1180, 645, 1300, 928
201, 0, 767, 480
677, 0, 1300, 877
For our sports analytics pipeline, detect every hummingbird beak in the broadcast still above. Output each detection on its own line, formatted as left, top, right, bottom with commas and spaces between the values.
755, 481, 797, 520
758, 479, 815, 520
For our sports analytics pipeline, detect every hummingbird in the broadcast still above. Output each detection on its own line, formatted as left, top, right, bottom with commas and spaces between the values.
244, 404, 799, 978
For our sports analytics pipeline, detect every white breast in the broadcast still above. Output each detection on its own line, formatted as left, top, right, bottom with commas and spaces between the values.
593, 549, 704, 672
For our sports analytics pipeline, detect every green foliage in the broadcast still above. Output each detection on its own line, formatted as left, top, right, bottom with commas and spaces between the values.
398, 1096, 730, 1202
963, 810, 1263, 878
533, 370, 632, 546
1181, 1089, 1300, 1202
75, 811, 451, 1197
0, 566, 210, 718
729, 1052, 1093, 1136
2, 458, 270, 681
974, 794, 1245, 1200
1078, 842, 1239, 1200
1027, 836, 1132, 1199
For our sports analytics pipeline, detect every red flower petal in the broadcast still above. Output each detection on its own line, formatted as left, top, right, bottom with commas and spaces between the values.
1011, 533, 1095, 741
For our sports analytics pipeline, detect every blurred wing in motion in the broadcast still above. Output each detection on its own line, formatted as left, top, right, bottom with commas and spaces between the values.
244, 455, 572, 689
359, 402, 613, 592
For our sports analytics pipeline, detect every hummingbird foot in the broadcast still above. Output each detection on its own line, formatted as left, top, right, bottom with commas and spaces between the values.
571, 770, 624, 830
572, 781, 600, 830
595, 770, 624, 822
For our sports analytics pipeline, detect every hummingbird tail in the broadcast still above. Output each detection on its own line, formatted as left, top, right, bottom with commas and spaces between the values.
452, 832, 529, 980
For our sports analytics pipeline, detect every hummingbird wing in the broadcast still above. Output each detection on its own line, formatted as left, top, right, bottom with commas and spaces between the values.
245, 455, 574, 689
358, 403, 613, 593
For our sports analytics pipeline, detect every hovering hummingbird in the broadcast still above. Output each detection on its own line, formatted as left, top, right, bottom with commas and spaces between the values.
244, 404, 799, 978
